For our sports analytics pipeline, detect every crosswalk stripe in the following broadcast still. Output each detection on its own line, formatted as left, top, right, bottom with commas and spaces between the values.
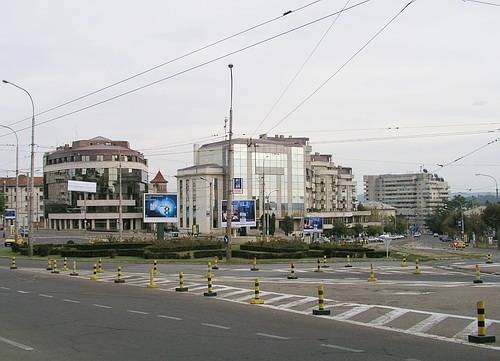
406, 314, 448, 333
453, 319, 494, 340
334, 305, 373, 320
219, 289, 253, 298
279, 297, 317, 309
369, 309, 409, 326
264, 294, 296, 304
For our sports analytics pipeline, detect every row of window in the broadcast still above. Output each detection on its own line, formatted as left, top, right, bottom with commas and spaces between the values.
45, 154, 146, 165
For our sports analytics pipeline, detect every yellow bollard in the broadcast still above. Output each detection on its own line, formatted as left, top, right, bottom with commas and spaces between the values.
250, 278, 264, 304
401, 257, 407, 267
473, 265, 483, 284
51, 259, 60, 274
147, 268, 158, 289
312, 284, 330, 315
468, 301, 496, 343
204, 270, 217, 296
46, 258, 53, 271
314, 258, 323, 273
322, 255, 329, 268
250, 257, 259, 271
90, 263, 98, 281
175, 272, 188, 292
287, 263, 298, 280
70, 260, 79, 276
367, 263, 377, 282
414, 259, 421, 275
63, 257, 68, 272
212, 256, 219, 270
486, 254, 493, 264
345, 254, 352, 268
97, 258, 103, 273
153, 260, 160, 276
10, 256, 18, 270
114, 266, 125, 283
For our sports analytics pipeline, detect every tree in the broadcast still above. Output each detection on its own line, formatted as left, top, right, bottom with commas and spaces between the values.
482, 203, 500, 244
270, 213, 276, 236
353, 223, 364, 237
280, 215, 294, 236
366, 225, 383, 236
331, 221, 348, 238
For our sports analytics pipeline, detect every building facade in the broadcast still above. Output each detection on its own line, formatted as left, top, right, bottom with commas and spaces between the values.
363, 172, 449, 226
43, 136, 148, 231
1, 175, 44, 231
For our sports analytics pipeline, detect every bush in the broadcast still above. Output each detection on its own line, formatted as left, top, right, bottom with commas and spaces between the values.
192, 250, 225, 259
143, 250, 183, 259
59, 248, 117, 258
232, 250, 318, 259
240, 239, 308, 253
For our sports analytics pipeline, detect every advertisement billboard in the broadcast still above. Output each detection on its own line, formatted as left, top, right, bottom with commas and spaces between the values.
4, 208, 16, 220
221, 199, 256, 227
303, 217, 323, 233
143, 193, 178, 223
68, 180, 97, 193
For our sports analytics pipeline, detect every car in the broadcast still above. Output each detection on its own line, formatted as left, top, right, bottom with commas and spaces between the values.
413, 232, 422, 237
439, 235, 451, 242
451, 240, 466, 249
4, 238, 26, 248
433, 233, 439, 237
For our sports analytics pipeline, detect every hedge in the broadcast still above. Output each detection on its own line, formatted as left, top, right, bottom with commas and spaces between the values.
71, 242, 152, 251
143, 250, 190, 259
192, 250, 226, 259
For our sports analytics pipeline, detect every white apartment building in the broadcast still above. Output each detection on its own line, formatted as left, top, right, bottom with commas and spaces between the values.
363, 172, 449, 226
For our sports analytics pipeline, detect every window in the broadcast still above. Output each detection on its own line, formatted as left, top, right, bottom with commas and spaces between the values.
96, 155, 104, 161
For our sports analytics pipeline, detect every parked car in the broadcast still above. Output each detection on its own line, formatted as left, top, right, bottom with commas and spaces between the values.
433, 233, 439, 237
439, 235, 451, 242
4, 238, 26, 248
451, 240, 466, 249
413, 232, 422, 238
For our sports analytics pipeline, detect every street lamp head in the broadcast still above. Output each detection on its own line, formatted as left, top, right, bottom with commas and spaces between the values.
228, 64, 233, 69
2, 80, 9, 84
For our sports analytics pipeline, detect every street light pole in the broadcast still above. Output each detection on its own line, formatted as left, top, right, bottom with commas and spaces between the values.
225, 64, 234, 261
3, 80, 35, 256
265, 189, 279, 239
475, 173, 499, 201
0, 125, 19, 241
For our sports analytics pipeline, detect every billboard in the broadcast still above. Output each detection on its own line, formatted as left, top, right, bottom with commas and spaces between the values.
303, 217, 323, 233
68, 180, 97, 193
143, 193, 178, 223
4, 208, 16, 220
221, 199, 256, 227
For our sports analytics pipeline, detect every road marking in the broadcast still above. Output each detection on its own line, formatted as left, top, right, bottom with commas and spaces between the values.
17, 290, 30, 294
93, 304, 112, 309
453, 319, 494, 340
63, 299, 80, 303
265, 294, 298, 304
201, 323, 231, 330
158, 315, 182, 321
219, 289, 252, 298
187, 285, 209, 292
256, 332, 289, 340
0, 286, 11, 290
39, 294, 53, 298
127, 310, 149, 315
279, 297, 316, 309
369, 309, 409, 326
0, 335, 34, 351
334, 305, 373, 320
406, 314, 447, 333
321, 343, 364, 353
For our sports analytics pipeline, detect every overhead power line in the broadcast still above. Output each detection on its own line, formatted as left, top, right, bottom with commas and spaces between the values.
462, 0, 500, 6
266, 0, 417, 134
0, 0, 373, 140
2, 0, 325, 129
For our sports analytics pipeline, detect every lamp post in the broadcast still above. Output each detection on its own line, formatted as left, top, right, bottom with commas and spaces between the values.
475, 173, 499, 201
200, 177, 213, 232
3, 80, 35, 256
0, 125, 19, 241
265, 189, 279, 239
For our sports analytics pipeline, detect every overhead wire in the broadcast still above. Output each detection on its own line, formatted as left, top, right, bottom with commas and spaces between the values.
462, 0, 500, 6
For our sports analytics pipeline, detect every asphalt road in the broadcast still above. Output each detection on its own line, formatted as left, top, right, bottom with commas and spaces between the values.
1, 262, 499, 360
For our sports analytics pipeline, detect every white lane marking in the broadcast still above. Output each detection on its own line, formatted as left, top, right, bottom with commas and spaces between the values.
39, 294, 53, 298
201, 323, 231, 330
0, 286, 11, 290
93, 304, 112, 309
454, 319, 494, 340
219, 289, 252, 298
234, 292, 271, 302
334, 305, 373, 320
279, 297, 317, 309
127, 310, 149, 315
188, 285, 210, 292
369, 309, 410, 326
158, 315, 182, 321
256, 332, 289, 340
406, 314, 448, 333
264, 294, 297, 304
63, 299, 80, 303
17, 290, 30, 294
321, 343, 364, 353
0, 335, 34, 351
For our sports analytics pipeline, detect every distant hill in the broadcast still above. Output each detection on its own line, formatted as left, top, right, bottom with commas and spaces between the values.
452, 192, 498, 205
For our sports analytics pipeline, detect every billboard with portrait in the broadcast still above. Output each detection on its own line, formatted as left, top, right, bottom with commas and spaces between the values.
4, 208, 16, 220
143, 193, 178, 223
303, 217, 323, 233
221, 199, 256, 227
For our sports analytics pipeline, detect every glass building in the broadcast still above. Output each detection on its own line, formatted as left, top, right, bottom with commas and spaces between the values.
43, 136, 148, 231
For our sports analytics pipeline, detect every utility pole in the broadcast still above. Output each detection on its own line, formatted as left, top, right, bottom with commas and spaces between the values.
226, 64, 234, 260
118, 150, 123, 242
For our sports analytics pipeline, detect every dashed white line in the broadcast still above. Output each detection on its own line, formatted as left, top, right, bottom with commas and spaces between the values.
17, 290, 30, 294
321, 343, 364, 353
201, 323, 231, 330
406, 314, 447, 333
0, 286, 11, 290
39, 294, 53, 298
256, 332, 290, 340
127, 310, 149, 315
369, 309, 409, 326
93, 304, 112, 309
158, 315, 182, 321
63, 299, 80, 303
0, 335, 34, 351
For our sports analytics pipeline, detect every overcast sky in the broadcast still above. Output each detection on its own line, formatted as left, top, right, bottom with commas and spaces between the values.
1, 0, 499, 195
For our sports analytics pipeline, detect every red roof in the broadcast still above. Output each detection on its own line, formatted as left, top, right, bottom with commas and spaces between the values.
150, 170, 167, 184
0, 175, 43, 187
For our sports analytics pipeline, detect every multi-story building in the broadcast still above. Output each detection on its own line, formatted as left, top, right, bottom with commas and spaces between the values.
363, 172, 449, 226
176, 134, 311, 234
1, 175, 44, 231
43, 136, 148, 231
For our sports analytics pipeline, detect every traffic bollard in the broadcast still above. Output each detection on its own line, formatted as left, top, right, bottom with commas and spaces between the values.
46, 258, 53, 271
212, 256, 219, 270
345, 254, 352, 268
314, 258, 322, 273
153, 260, 160, 276
322, 255, 329, 268
486, 254, 493, 264
312, 284, 330, 315
204, 270, 217, 296
250, 278, 264, 304
401, 257, 407, 267
97, 258, 103, 273
367, 263, 377, 282
250, 257, 259, 271
147, 268, 158, 289
63, 257, 68, 272
287, 263, 298, 279
473, 265, 483, 284
51, 259, 60, 274
175, 272, 188, 292
468, 301, 496, 343
70, 260, 79, 276
10, 256, 17, 270
114, 266, 125, 283
414, 259, 421, 275
90, 264, 98, 281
